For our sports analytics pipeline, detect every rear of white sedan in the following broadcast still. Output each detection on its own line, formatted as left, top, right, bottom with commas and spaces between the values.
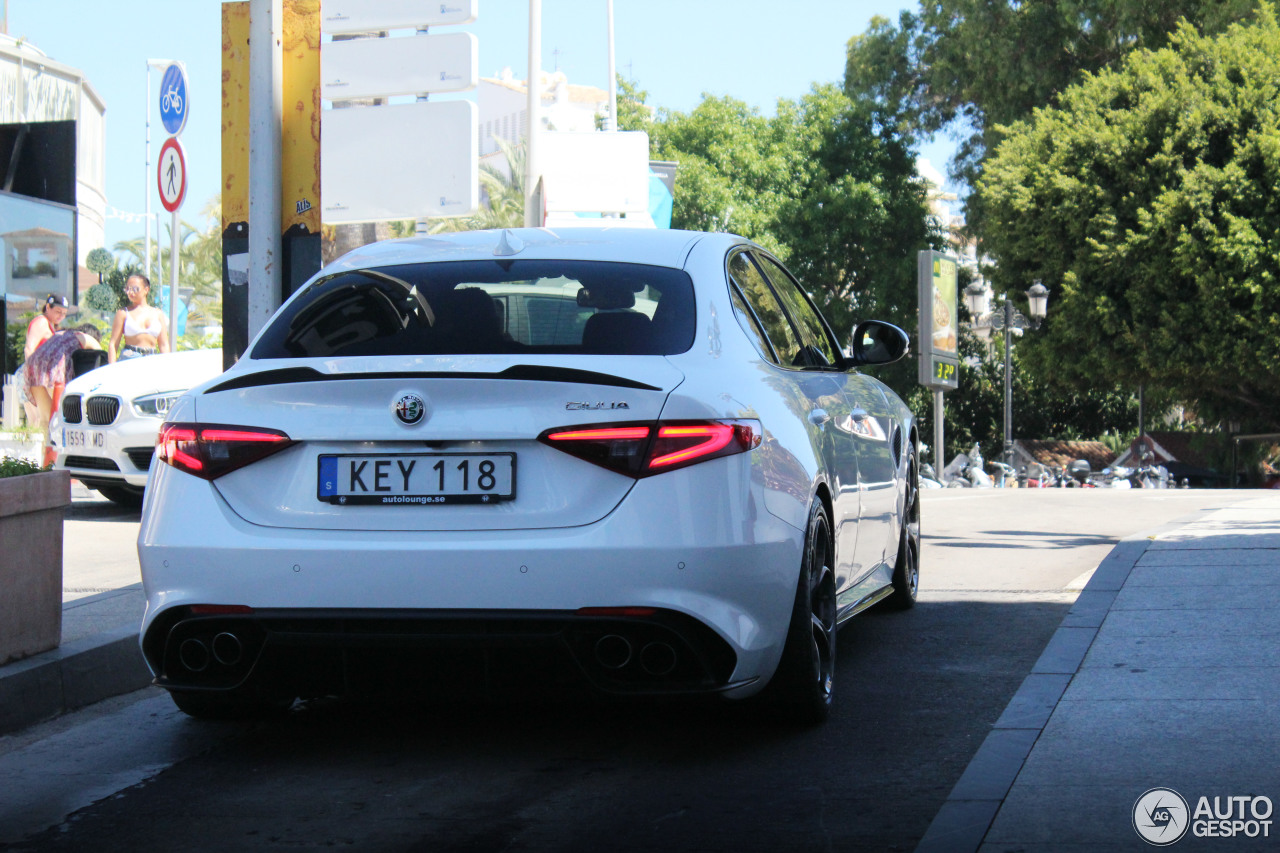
138, 227, 916, 722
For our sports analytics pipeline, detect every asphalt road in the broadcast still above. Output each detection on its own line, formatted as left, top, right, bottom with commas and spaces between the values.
2, 488, 1240, 852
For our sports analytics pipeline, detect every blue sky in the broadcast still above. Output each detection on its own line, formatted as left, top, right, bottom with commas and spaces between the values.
7, 1, 950, 253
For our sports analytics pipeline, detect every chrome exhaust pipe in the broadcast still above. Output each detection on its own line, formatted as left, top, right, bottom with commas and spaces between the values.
179, 638, 210, 672
211, 632, 243, 666
594, 634, 633, 670
640, 642, 677, 676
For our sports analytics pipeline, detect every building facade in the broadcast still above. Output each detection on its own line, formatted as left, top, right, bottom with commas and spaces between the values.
0, 33, 107, 341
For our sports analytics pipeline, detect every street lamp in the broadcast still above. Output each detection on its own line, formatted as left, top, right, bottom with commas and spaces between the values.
964, 280, 1050, 469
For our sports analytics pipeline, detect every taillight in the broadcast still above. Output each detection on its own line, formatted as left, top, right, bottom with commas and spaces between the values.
539, 420, 761, 477
156, 422, 295, 480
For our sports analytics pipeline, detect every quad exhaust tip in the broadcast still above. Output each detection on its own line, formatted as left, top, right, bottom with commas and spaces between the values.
212, 632, 243, 666
179, 638, 210, 672
178, 632, 245, 671
593, 635, 679, 676
594, 634, 632, 670
640, 642, 678, 676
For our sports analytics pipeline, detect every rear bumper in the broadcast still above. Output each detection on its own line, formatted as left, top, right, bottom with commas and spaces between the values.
139, 462, 807, 699
144, 607, 747, 701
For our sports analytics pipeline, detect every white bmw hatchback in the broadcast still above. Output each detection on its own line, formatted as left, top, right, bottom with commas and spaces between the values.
51, 349, 226, 506
139, 228, 920, 723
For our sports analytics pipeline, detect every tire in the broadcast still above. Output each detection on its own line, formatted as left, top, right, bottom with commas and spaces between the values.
886, 448, 921, 609
95, 484, 144, 508
762, 501, 837, 725
169, 690, 292, 720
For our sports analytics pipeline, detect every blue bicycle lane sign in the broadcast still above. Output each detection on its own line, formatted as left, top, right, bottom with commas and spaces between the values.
159, 62, 189, 136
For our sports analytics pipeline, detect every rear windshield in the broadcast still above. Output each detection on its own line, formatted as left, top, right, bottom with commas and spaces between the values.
251, 260, 696, 359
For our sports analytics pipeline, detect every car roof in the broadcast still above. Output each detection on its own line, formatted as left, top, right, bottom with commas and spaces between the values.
319, 227, 746, 275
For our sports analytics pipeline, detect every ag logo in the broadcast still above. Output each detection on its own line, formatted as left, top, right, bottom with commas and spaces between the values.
393, 392, 426, 426
1134, 788, 1190, 846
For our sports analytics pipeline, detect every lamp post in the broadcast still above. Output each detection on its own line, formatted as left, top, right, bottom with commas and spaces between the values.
964, 280, 1050, 470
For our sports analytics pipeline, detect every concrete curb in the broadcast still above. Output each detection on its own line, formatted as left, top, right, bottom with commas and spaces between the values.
914, 513, 1206, 853
0, 605, 152, 737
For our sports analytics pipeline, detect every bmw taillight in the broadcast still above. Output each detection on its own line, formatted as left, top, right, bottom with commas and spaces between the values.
539, 420, 761, 477
156, 422, 295, 480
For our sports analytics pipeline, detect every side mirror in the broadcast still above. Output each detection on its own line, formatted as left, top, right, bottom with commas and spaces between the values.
848, 320, 909, 366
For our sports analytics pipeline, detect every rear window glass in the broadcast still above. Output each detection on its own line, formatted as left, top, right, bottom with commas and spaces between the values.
251, 260, 696, 359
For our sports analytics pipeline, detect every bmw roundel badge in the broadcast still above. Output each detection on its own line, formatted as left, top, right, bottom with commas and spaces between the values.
393, 392, 426, 425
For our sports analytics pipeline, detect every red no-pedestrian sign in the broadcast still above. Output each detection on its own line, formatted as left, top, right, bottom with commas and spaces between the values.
158, 137, 187, 213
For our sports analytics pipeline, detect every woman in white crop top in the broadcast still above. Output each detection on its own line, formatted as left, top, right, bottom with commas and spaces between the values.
108, 274, 170, 362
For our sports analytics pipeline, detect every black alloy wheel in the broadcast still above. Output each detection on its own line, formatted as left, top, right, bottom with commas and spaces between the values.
764, 501, 837, 724
887, 448, 921, 609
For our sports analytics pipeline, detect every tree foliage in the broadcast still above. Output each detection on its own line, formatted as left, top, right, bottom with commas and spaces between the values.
977, 7, 1280, 428
844, 0, 1262, 222
917, 328, 1137, 462
112, 196, 224, 329
620, 80, 940, 356
85, 247, 114, 276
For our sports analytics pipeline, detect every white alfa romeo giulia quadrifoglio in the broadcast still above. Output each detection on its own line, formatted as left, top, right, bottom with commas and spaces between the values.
138, 227, 920, 723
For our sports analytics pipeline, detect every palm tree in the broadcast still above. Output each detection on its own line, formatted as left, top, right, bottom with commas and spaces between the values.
112, 196, 224, 328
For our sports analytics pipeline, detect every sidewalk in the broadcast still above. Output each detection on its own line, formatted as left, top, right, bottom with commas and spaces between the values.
918, 492, 1280, 851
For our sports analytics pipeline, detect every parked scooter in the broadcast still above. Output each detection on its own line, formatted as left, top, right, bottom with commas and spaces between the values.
918, 444, 945, 489
966, 445, 995, 488
990, 460, 1018, 487
940, 445, 994, 488
1023, 462, 1064, 488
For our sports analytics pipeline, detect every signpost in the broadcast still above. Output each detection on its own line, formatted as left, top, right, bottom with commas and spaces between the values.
157, 137, 187, 213
157, 78, 188, 343
158, 62, 189, 137
320, 0, 477, 33
321, 31, 477, 100
318, 0, 478, 226
918, 251, 960, 471
321, 101, 477, 223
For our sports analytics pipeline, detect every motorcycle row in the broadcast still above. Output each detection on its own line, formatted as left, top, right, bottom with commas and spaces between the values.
921, 445, 1188, 490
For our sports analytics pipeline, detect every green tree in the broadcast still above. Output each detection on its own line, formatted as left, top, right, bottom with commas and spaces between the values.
85, 247, 114, 281
634, 84, 940, 350
845, 0, 1262, 224
625, 83, 943, 409
112, 196, 224, 331
977, 7, 1280, 428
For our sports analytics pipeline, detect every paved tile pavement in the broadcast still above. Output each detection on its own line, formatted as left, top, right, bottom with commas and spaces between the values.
919, 493, 1280, 852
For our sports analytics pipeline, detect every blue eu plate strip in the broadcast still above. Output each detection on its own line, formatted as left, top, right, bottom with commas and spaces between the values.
318, 456, 338, 497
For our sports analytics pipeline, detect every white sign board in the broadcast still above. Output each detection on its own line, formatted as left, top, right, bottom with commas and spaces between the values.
540, 132, 651, 215
322, 0, 477, 34
322, 32, 477, 100
322, 100, 478, 224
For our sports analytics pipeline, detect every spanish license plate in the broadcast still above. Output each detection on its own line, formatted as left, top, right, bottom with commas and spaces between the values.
317, 453, 515, 505
63, 428, 104, 449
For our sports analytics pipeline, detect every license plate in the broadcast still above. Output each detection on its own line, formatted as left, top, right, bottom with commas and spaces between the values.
64, 429, 104, 449
317, 453, 516, 505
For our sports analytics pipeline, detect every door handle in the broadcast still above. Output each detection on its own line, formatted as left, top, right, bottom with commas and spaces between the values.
809, 409, 830, 426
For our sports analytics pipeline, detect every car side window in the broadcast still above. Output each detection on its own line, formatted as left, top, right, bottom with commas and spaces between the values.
753, 253, 842, 368
728, 251, 803, 366
727, 283, 778, 363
